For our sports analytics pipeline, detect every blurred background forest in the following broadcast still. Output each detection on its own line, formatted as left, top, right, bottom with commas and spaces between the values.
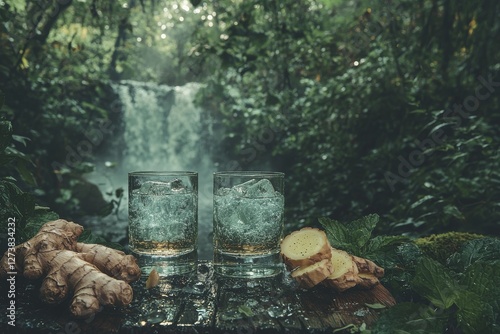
0, 0, 499, 248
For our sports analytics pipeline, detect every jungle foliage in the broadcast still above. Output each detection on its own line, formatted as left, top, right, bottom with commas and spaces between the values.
0, 0, 210, 220
0, 1, 499, 238
1, 1, 499, 332
190, 0, 500, 236
319, 214, 500, 333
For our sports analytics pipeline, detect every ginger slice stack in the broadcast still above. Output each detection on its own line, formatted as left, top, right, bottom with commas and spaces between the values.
280, 227, 384, 291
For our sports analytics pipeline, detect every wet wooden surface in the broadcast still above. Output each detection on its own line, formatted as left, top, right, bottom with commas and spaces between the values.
0, 262, 396, 333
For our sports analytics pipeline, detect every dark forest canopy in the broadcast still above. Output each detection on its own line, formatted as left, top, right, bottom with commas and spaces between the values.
1, 1, 500, 332
0, 0, 499, 238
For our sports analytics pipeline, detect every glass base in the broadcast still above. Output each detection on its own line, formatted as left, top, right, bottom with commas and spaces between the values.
214, 250, 283, 278
132, 249, 197, 276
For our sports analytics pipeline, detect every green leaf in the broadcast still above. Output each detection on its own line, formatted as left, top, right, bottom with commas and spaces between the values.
460, 261, 500, 316
7, 0, 26, 12
372, 303, 447, 334
238, 305, 253, 317
81, 101, 109, 119
318, 216, 352, 251
16, 160, 37, 186
396, 242, 425, 268
319, 214, 379, 255
348, 214, 379, 248
447, 238, 500, 272
410, 195, 434, 210
455, 290, 495, 334
12, 134, 30, 147
1, 176, 17, 183
332, 324, 356, 333
365, 303, 386, 309
409, 109, 427, 114
428, 122, 453, 136
5, 146, 33, 163
379, 242, 424, 298
411, 258, 458, 309
443, 205, 464, 220
365, 235, 410, 257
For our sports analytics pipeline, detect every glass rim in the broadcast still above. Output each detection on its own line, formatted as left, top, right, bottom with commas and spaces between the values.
129, 171, 198, 176
214, 171, 284, 178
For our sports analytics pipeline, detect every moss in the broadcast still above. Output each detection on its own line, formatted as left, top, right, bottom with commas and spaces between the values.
415, 232, 485, 264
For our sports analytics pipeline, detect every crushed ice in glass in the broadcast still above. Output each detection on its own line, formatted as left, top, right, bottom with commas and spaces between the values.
215, 178, 284, 249
129, 178, 196, 243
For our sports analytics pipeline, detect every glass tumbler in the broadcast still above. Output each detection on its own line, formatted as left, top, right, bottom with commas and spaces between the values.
128, 171, 198, 275
213, 171, 284, 278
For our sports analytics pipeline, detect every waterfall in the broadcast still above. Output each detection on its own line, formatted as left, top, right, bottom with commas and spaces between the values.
86, 80, 214, 259
116, 81, 209, 172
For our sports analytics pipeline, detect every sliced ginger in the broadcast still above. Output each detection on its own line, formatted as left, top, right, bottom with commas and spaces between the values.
281, 228, 384, 292
280, 227, 332, 269
291, 258, 333, 289
323, 248, 359, 292
352, 255, 384, 289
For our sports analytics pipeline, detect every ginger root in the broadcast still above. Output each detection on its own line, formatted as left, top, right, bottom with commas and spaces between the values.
323, 248, 360, 292
281, 228, 384, 291
291, 258, 333, 289
352, 255, 384, 289
280, 227, 332, 269
40, 249, 134, 318
0, 219, 141, 318
76, 242, 140, 283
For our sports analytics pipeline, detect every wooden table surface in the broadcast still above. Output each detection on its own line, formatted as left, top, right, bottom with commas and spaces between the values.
0, 262, 396, 333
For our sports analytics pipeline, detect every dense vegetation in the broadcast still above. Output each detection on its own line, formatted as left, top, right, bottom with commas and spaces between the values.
2, 0, 498, 237
193, 0, 500, 237
1, 0, 499, 332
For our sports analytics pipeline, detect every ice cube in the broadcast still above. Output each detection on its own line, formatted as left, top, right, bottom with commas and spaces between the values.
234, 179, 276, 198
168, 178, 187, 193
216, 187, 233, 197
134, 181, 170, 195
134, 179, 187, 195
233, 179, 258, 196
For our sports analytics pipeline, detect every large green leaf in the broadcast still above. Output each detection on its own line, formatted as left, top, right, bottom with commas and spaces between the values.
319, 214, 380, 255
411, 258, 458, 309
460, 260, 500, 323
455, 290, 495, 334
364, 235, 410, 260
447, 238, 500, 272
318, 214, 410, 260
16, 160, 37, 186
318, 216, 352, 251
348, 214, 379, 248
